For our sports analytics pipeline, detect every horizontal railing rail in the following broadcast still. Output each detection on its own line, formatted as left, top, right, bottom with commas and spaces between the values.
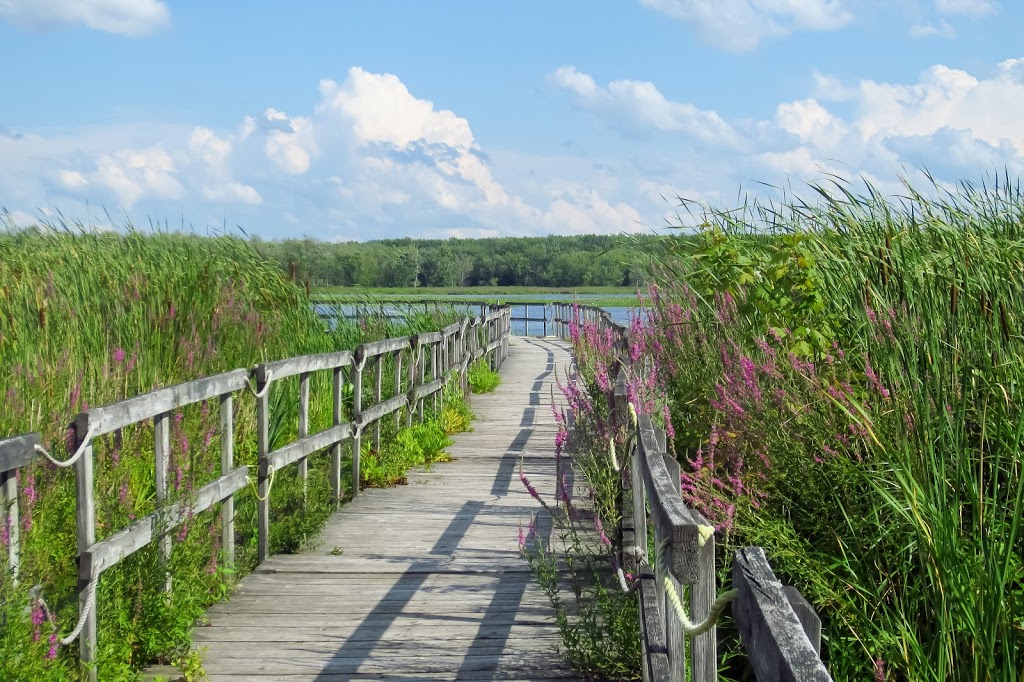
0, 304, 511, 681
559, 302, 832, 682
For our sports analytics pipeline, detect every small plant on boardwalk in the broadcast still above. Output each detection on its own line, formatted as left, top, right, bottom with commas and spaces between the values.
519, 305, 678, 680
0, 221, 469, 680
468, 359, 502, 393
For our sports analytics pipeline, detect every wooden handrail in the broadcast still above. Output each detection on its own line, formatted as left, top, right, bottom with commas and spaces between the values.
0, 303, 512, 681
558, 301, 831, 682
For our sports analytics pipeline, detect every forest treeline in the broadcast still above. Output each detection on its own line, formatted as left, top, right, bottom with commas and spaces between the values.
250, 234, 658, 288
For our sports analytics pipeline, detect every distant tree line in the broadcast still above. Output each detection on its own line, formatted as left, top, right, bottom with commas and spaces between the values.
250, 234, 655, 288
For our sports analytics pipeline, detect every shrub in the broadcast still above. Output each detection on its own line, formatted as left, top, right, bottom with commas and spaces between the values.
468, 359, 501, 393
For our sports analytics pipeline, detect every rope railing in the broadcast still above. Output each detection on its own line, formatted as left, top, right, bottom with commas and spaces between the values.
557, 301, 832, 682
0, 304, 513, 681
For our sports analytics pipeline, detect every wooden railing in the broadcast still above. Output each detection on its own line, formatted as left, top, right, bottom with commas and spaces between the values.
0, 305, 511, 680
563, 303, 832, 682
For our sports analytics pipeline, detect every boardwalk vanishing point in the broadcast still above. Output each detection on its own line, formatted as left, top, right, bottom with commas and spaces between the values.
187, 337, 578, 681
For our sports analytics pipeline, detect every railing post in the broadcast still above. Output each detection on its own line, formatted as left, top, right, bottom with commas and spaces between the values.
154, 411, 172, 593
256, 366, 271, 565
373, 356, 383, 451
331, 365, 343, 505
74, 413, 97, 681
219, 393, 235, 572
352, 348, 364, 496
418, 342, 426, 423
298, 371, 310, 500
431, 342, 439, 415
407, 337, 418, 429
1, 464, 20, 582
543, 304, 548, 337
394, 350, 403, 429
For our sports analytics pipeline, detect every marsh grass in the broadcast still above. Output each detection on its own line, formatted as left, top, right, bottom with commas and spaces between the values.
644, 175, 1024, 680
0, 219, 465, 680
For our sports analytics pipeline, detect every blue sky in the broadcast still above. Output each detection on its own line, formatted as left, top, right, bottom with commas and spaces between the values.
2, 0, 1022, 240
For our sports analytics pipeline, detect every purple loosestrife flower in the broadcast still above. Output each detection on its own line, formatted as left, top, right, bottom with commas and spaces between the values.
113, 347, 126, 364
517, 525, 526, 551
519, 468, 541, 502
594, 517, 610, 547
48, 633, 58, 659
31, 603, 45, 641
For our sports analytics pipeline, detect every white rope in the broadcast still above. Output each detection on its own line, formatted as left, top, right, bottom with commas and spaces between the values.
33, 426, 97, 468
245, 368, 273, 399
247, 465, 277, 502
664, 578, 738, 637
615, 545, 647, 595
59, 579, 97, 645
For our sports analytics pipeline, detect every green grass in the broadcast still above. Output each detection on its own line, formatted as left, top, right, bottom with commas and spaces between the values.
467, 360, 502, 394
0, 220, 471, 681
642, 174, 1024, 680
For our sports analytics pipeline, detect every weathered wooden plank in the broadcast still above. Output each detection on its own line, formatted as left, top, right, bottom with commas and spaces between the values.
265, 425, 352, 474
636, 414, 705, 584
81, 466, 249, 581
357, 394, 407, 428
87, 369, 249, 435
0, 432, 38, 474
637, 566, 670, 682
73, 416, 97, 680
732, 547, 832, 681
219, 393, 235, 571
360, 336, 411, 358
414, 377, 445, 401
783, 585, 822, 656
417, 331, 443, 344
260, 350, 352, 382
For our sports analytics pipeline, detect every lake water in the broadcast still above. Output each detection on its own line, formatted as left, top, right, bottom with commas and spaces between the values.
314, 300, 639, 337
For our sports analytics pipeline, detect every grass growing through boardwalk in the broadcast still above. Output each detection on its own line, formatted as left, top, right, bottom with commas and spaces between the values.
467, 359, 502, 394
0, 222, 468, 680
642, 176, 1024, 680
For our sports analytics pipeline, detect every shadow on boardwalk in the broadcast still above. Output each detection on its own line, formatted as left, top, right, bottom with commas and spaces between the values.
192, 338, 579, 681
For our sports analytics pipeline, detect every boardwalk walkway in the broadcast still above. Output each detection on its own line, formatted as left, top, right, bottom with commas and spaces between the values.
193, 337, 579, 681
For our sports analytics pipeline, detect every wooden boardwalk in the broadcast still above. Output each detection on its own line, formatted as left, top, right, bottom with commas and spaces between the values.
193, 337, 580, 681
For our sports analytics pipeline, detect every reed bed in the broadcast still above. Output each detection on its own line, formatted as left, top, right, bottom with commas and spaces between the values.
641, 175, 1024, 680
0, 219, 460, 680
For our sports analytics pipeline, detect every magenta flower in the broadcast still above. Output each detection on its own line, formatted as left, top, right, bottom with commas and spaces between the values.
112, 347, 126, 364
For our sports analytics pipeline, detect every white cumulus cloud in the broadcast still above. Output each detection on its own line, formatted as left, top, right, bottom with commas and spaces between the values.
640, 0, 854, 51
0, 0, 169, 36
549, 66, 739, 145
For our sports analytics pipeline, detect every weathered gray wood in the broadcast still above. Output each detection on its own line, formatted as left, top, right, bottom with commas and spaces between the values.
692, 524, 717, 682
373, 356, 383, 450
298, 371, 310, 499
157, 338, 575, 682
417, 331, 443, 344
265, 425, 352, 473
256, 371, 271, 565
219, 393, 235, 572
732, 547, 832, 681
782, 586, 822, 656
87, 369, 249, 435
414, 377, 445, 402
1, 468, 19, 581
352, 354, 363, 496
331, 366, 344, 505
361, 336, 411, 358
82, 467, 249, 580
153, 411, 172, 592
73, 414, 97, 681
0, 432, 38, 474
636, 414, 704, 584
357, 394, 407, 428
394, 351, 403, 429
431, 343, 439, 413
261, 350, 352, 381
638, 566, 670, 682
